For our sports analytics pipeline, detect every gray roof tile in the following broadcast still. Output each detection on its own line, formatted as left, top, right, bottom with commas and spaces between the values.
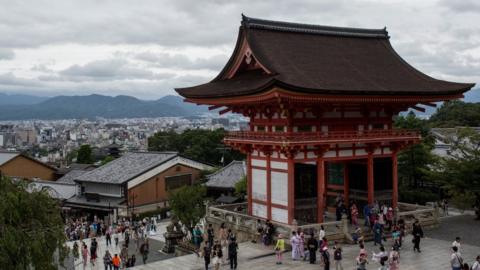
205, 160, 246, 189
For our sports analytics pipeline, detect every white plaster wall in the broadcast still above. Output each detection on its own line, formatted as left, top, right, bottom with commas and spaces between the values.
356, 149, 367, 156
307, 151, 317, 159
252, 169, 267, 201
271, 171, 288, 206
374, 148, 382, 155
323, 111, 341, 118
251, 159, 266, 167
383, 147, 391, 154
324, 151, 336, 158
271, 161, 287, 170
294, 152, 304, 159
339, 149, 353, 157
252, 203, 267, 218
272, 208, 288, 224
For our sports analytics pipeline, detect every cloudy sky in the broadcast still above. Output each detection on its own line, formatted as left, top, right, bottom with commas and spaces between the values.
0, 0, 478, 100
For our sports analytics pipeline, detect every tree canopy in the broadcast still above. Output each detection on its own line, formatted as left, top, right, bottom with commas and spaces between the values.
0, 176, 67, 269
428, 128, 480, 216
428, 100, 480, 127
168, 184, 207, 232
76, 144, 93, 164
148, 129, 244, 165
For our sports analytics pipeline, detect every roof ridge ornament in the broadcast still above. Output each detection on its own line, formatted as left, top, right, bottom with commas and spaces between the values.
241, 15, 389, 39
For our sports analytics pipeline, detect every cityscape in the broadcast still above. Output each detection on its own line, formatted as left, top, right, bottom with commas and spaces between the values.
0, 1, 480, 270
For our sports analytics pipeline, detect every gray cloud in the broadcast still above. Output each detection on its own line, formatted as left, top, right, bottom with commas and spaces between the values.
439, 0, 480, 13
0, 48, 15, 60
55, 58, 175, 81
135, 52, 228, 71
0, 0, 478, 99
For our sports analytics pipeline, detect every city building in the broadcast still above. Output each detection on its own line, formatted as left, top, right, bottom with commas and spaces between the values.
176, 16, 475, 224
0, 151, 58, 181
64, 152, 213, 222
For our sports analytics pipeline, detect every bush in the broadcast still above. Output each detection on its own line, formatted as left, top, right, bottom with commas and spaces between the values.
399, 188, 440, 205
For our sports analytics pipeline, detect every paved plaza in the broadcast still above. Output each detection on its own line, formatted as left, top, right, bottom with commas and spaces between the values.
66, 216, 480, 270
132, 236, 479, 270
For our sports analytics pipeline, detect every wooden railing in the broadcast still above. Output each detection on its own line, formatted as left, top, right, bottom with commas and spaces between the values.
225, 129, 420, 145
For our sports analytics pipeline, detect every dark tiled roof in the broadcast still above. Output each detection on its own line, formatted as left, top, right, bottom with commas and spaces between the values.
56, 169, 88, 184
75, 152, 177, 184
176, 16, 474, 98
205, 160, 246, 189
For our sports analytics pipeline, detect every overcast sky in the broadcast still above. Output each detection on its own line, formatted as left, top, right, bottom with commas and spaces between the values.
0, 0, 478, 100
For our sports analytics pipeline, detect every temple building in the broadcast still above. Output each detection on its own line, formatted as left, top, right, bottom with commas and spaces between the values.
176, 16, 474, 225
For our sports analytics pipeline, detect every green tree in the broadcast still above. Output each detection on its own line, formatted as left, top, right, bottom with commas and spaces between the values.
101, 155, 115, 166
148, 129, 244, 165
429, 128, 480, 218
394, 112, 437, 189
0, 175, 67, 269
428, 100, 480, 128
235, 176, 247, 197
76, 144, 93, 164
168, 184, 207, 233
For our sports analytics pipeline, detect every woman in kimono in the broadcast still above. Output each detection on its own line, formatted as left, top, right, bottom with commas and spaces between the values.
290, 231, 301, 260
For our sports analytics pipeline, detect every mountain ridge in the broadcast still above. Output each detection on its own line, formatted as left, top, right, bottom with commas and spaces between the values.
0, 94, 208, 120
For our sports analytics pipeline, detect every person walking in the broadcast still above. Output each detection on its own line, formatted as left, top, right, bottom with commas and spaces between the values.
120, 244, 128, 269
274, 234, 285, 265
321, 246, 330, 270
452, 237, 461, 251
114, 229, 120, 248
363, 204, 371, 227
306, 233, 318, 264
228, 237, 238, 269
412, 220, 424, 252
351, 203, 359, 226
388, 246, 400, 270
81, 242, 88, 270
140, 239, 149, 264
471, 255, 480, 270
207, 224, 215, 248
106, 228, 112, 247
373, 220, 383, 246
290, 231, 301, 260
356, 252, 369, 270
202, 240, 212, 270
103, 250, 112, 270
193, 226, 203, 249
90, 238, 98, 266
333, 243, 343, 270
111, 254, 121, 270
212, 244, 222, 270
450, 246, 463, 270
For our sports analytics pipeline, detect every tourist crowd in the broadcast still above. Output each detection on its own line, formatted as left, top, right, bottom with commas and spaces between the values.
69, 217, 155, 269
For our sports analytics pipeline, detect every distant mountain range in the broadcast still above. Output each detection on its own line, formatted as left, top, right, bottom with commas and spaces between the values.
0, 88, 478, 120
0, 94, 209, 120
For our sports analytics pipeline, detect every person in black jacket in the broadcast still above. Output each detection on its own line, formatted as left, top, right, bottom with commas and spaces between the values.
412, 219, 424, 252
307, 233, 318, 264
228, 237, 239, 269
202, 240, 211, 270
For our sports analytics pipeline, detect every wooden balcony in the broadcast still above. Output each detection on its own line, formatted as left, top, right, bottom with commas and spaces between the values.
225, 129, 420, 147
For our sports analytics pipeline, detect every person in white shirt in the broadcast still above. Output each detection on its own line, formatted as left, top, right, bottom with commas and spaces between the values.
452, 237, 461, 251
450, 246, 463, 270
472, 255, 480, 270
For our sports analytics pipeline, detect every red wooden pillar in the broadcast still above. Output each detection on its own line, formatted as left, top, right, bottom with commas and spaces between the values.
367, 152, 374, 204
287, 157, 295, 224
247, 152, 253, 215
266, 152, 272, 220
392, 152, 398, 208
344, 162, 350, 204
317, 157, 325, 223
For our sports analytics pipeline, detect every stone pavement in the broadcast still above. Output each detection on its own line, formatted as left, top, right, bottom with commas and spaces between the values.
430, 214, 480, 246
132, 232, 480, 270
